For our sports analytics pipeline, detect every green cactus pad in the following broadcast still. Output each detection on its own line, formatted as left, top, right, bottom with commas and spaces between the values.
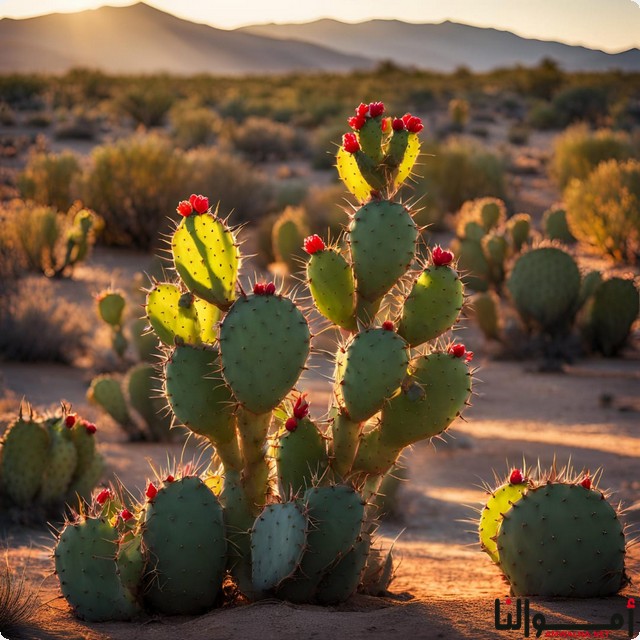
116, 532, 145, 596
70, 422, 96, 480
87, 376, 139, 438
1, 418, 49, 506
336, 328, 409, 422
251, 502, 308, 591
131, 317, 158, 362
164, 345, 236, 446
471, 291, 501, 341
272, 208, 309, 274
483, 233, 508, 285
587, 277, 639, 356
68, 453, 105, 502
126, 364, 172, 441
142, 477, 227, 615
507, 213, 531, 252
479, 199, 506, 232
393, 132, 420, 190
315, 534, 370, 605
97, 291, 125, 327
543, 207, 575, 244
276, 485, 365, 603
478, 481, 528, 564
220, 294, 310, 415
453, 238, 490, 292
55, 517, 141, 621
172, 213, 238, 310
578, 270, 603, 309
307, 249, 357, 330
349, 201, 417, 302
379, 352, 472, 449
193, 297, 220, 344
358, 116, 384, 163
398, 266, 464, 346
276, 418, 328, 497
497, 483, 627, 597
146, 283, 202, 346
40, 425, 77, 504
336, 147, 375, 202
507, 247, 581, 331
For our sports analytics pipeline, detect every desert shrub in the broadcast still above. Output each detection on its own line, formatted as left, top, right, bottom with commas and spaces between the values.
0, 103, 16, 126
53, 107, 100, 140
550, 126, 634, 188
115, 85, 175, 128
0, 552, 40, 638
552, 84, 609, 127
170, 103, 219, 149
448, 98, 470, 131
527, 101, 563, 130
0, 75, 46, 108
184, 147, 275, 223
0, 280, 89, 363
0, 200, 101, 277
225, 117, 307, 162
507, 124, 530, 146
82, 133, 183, 248
17, 150, 82, 211
564, 159, 640, 264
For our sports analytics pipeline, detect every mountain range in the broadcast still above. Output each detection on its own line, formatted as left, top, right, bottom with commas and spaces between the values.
0, 3, 638, 75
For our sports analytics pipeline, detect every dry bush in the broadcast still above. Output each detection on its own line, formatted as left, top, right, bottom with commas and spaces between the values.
550, 126, 634, 188
564, 159, 640, 264
170, 102, 219, 149
81, 133, 184, 249
0, 280, 89, 363
114, 85, 175, 128
17, 150, 81, 211
0, 551, 40, 638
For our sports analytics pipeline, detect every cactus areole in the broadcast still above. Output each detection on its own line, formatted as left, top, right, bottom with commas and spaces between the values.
55, 102, 477, 618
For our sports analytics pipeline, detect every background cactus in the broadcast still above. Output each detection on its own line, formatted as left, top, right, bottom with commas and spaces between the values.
56, 102, 475, 617
271, 206, 309, 275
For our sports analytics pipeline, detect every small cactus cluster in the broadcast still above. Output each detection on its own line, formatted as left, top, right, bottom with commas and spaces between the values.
88, 290, 172, 441
0, 405, 103, 512
55, 102, 475, 618
471, 244, 639, 360
479, 464, 629, 597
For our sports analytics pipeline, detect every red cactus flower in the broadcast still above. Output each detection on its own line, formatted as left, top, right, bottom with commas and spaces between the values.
189, 194, 209, 214
293, 394, 310, 420
64, 414, 76, 429
285, 417, 298, 432
176, 200, 193, 217
509, 468, 524, 485
580, 474, 592, 490
406, 116, 424, 133
84, 422, 97, 434
449, 344, 467, 358
432, 245, 454, 267
392, 118, 405, 132
303, 234, 325, 255
120, 509, 133, 521
165, 475, 175, 483
95, 488, 111, 505
382, 321, 394, 331
146, 482, 158, 501
356, 103, 369, 118
265, 282, 276, 296
381, 118, 389, 132
348, 115, 367, 130
368, 102, 385, 118
342, 133, 360, 154
401, 113, 413, 126
465, 351, 474, 363
253, 282, 266, 295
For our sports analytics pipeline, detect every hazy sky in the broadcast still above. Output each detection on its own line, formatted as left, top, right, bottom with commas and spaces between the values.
1, 0, 640, 53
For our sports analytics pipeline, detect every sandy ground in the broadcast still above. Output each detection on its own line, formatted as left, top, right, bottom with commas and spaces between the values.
0, 243, 639, 639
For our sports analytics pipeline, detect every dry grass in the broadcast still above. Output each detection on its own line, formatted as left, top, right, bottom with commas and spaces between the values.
0, 550, 40, 639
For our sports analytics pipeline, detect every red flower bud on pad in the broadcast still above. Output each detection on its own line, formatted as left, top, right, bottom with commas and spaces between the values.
120, 509, 133, 521
304, 235, 325, 255
580, 474, 592, 490
392, 118, 405, 132
509, 469, 524, 485
348, 115, 366, 130
449, 344, 466, 358
95, 488, 111, 505
189, 194, 209, 214
265, 282, 276, 296
342, 133, 360, 154
84, 422, 97, 434
146, 482, 158, 501
176, 200, 193, 217
406, 116, 424, 133
432, 245, 454, 267
165, 475, 175, 483
356, 103, 369, 118
64, 414, 76, 428
253, 282, 266, 296
293, 394, 310, 420
382, 321, 394, 331
368, 102, 385, 117
285, 417, 298, 432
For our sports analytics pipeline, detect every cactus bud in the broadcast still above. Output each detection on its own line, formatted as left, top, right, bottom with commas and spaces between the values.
449, 344, 473, 362
95, 488, 112, 505
303, 234, 325, 255
285, 417, 298, 432
84, 421, 97, 434
265, 282, 276, 296
406, 116, 423, 133
432, 245, 454, 267
356, 103, 369, 117
176, 200, 193, 217
120, 509, 133, 521
253, 282, 266, 296
392, 118, 405, 131
146, 482, 158, 501
165, 475, 175, 483
189, 194, 209, 214
368, 101, 385, 117
348, 115, 366, 130
382, 321, 394, 331
64, 414, 77, 428
580, 474, 592, 490
292, 394, 309, 420
342, 133, 360, 154
509, 468, 524, 485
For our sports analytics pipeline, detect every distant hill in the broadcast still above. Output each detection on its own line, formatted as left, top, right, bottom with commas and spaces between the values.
240, 18, 640, 73
0, 3, 372, 74
1, 4, 638, 75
